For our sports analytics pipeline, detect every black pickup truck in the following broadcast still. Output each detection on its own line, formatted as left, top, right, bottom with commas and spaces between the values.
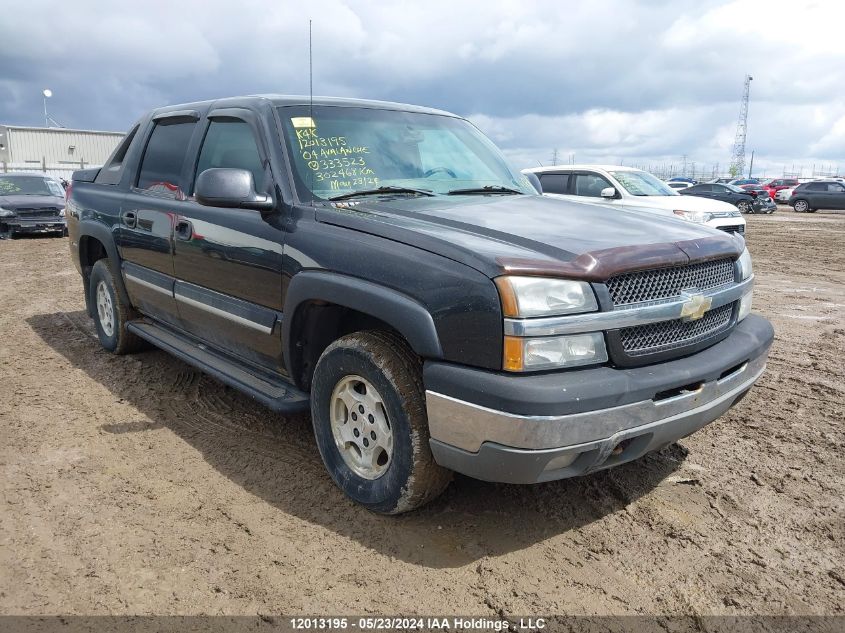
67, 95, 773, 513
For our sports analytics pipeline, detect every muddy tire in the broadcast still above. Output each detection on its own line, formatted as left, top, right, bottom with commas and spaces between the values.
310, 330, 452, 514
89, 259, 145, 355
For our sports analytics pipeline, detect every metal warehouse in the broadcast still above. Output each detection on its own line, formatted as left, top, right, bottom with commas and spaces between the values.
0, 125, 125, 180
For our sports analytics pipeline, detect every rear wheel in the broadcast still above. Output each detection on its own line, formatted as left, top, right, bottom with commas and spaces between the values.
89, 260, 144, 354
793, 199, 809, 213
310, 331, 452, 514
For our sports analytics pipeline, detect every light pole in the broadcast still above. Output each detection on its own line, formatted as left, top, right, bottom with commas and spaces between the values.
42, 89, 52, 127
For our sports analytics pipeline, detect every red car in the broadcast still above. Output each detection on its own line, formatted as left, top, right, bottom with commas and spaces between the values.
760, 178, 800, 199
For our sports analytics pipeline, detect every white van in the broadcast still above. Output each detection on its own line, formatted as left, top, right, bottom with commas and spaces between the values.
524, 165, 747, 235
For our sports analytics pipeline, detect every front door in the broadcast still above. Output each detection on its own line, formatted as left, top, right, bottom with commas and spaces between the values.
172, 114, 286, 372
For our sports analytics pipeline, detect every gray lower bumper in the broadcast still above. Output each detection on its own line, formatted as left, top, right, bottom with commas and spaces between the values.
425, 317, 772, 484
6, 219, 65, 233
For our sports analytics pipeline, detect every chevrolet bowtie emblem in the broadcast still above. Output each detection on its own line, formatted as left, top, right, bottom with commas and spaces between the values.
680, 291, 712, 321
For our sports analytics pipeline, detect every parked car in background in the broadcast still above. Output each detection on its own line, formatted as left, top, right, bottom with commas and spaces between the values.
760, 178, 799, 199
666, 181, 693, 190
668, 177, 697, 184
729, 178, 759, 186
681, 182, 774, 213
708, 178, 734, 184
788, 180, 845, 212
524, 165, 746, 235
738, 185, 777, 213
775, 187, 796, 203
0, 172, 67, 238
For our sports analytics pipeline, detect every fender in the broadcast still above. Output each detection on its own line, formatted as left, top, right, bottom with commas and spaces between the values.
282, 270, 444, 370
77, 218, 131, 309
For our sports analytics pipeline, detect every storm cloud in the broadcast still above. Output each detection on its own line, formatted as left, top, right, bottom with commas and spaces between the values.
1, 0, 843, 176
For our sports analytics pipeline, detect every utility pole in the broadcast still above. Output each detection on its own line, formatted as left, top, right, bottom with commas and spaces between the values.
551, 148, 559, 165
747, 150, 755, 179
729, 74, 753, 177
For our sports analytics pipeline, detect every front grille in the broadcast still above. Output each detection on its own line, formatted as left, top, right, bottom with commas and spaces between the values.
720, 225, 745, 235
15, 207, 61, 218
606, 258, 735, 306
619, 302, 734, 356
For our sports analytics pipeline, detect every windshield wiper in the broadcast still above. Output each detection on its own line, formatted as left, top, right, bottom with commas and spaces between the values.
446, 185, 523, 195
328, 186, 434, 201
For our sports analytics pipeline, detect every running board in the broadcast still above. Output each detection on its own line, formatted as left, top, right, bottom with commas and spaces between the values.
127, 321, 310, 414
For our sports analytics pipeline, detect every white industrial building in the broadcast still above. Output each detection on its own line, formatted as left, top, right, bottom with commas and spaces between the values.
0, 125, 125, 180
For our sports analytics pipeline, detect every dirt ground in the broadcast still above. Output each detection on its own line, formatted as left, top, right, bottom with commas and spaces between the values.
0, 209, 843, 618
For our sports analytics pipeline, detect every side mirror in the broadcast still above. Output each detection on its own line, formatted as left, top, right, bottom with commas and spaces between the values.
600, 187, 617, 198
195, 168, 274, 212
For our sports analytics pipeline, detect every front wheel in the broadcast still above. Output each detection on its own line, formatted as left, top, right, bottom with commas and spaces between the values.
737, 200, 752, 214
310, 331, 452, 514
793, 199, 809, 213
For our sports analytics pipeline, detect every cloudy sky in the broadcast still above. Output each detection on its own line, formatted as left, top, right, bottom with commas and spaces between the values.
2, 0, 844, 177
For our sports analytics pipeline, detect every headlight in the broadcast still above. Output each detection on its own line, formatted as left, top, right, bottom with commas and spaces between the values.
737, 248, 753, 280
504, 332, 607, 371
59, 208, 66, 218
495, 276, 598, 317
0, 208, 15, 218
738, 289, 753, 321
673, 210, 713, 223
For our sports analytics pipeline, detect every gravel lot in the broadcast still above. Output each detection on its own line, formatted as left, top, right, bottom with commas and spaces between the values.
1, 209, 843, 618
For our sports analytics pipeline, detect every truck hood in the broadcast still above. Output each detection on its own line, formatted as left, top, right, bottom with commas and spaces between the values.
623, 194, 739, 213
316, 194, 743, 280
0, 194, 65, 211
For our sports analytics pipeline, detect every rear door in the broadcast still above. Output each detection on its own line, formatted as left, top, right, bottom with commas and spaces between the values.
687, 184, 713, 198
802, 182, 826, 207
537, 172, 571, 197
171, 109, 286, 372
119, 112, 200, 325
821, 182, 845, 209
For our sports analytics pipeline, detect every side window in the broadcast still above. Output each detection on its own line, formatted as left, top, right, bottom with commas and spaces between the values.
194, 120, 264, 192
805, 183, 824, 192
95, 124, 139, 186
827, 183, 845, 192
573, 173, 612, 197
538, 173, 569, 194
136, 121, 197, 198
694, 184, 713, 193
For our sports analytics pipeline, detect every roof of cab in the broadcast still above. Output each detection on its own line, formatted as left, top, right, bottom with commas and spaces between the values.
149, 95, 459, 119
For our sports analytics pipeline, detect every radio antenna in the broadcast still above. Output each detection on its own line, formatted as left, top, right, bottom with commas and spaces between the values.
309, 19, 315, 206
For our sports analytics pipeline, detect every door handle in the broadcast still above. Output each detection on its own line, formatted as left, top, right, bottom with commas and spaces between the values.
121, 210, 137, 228
175, 219, 193, 241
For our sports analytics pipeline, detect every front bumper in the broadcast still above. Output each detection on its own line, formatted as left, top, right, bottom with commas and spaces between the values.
424, 314, 773, 484
707, 218, 746, 235
5, 218, 66, 234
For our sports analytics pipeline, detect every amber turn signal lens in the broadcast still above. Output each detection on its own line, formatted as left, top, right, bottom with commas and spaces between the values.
494, 277, 519, 317
503, 335, 524, 371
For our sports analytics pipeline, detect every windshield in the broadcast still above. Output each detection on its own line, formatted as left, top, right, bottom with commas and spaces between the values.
278, 105, 534, 200
0, 175, 62, 197
608, 170, 678, 196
